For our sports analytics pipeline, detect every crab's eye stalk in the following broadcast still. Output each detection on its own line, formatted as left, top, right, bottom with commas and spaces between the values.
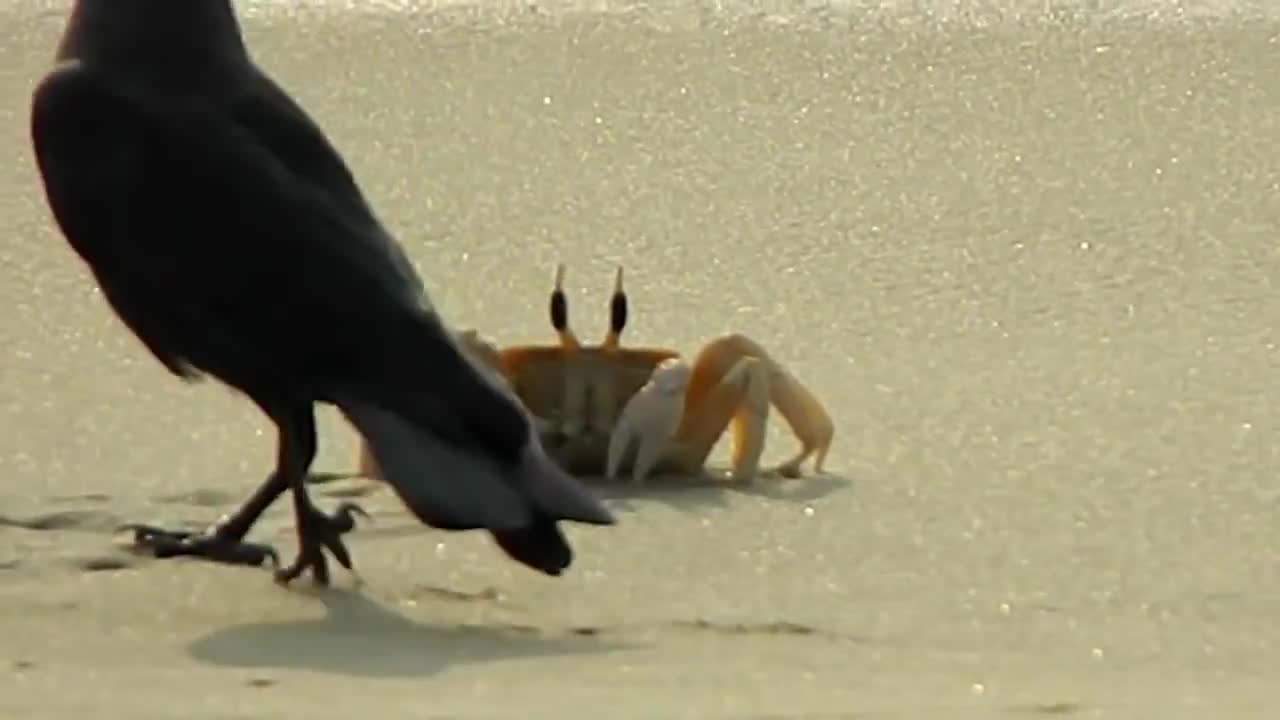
550, 263, 569, 333
551, 263, 581, 351
609, 266, 628, 337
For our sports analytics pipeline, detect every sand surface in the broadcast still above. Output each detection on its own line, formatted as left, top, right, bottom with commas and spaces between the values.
1, 0, 1279, 717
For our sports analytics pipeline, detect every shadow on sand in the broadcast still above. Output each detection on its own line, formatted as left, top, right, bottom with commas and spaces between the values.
306, 465, 852, 519
589, 470, 854, 515
187, 588, 633, 678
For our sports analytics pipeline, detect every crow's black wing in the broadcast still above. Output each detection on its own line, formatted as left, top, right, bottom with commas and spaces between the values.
30, 60, 614, 543
30, 60, 520, 443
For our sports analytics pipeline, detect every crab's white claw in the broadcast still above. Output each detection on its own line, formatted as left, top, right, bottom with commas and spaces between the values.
605, 415, 635, 481
607, 359, 691, 485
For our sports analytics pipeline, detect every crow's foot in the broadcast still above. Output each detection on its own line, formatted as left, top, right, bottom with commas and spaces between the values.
274, 501, 367, 586
124, 522, 280, 568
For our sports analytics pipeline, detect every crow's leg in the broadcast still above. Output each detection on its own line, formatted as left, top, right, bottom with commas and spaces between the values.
124, 470, 290, 568
270, 404, 367, 586
125, 404, 365, 578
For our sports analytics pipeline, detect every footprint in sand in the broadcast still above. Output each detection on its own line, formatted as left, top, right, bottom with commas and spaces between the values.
71, 555, 136, 573
0, 509, 123, 533
0, 509, 139, 574
153, 488, 238, 508
49, 493, 112, 504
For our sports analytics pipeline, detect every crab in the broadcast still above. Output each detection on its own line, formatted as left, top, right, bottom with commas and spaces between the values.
355, 265, 834, 485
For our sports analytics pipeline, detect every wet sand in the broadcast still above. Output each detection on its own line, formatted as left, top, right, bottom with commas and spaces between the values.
1, 0, 1278, 717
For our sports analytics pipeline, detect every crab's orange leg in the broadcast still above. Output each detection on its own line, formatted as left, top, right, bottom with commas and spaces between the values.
718, 333, 834, 477
672, 337, 771, 480
706, 334, 835, 477
762, 362, 834, 477
674, 333, 834, 480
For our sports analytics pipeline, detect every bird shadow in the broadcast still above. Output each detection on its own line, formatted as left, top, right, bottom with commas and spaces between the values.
187, 587, 633, 678
589, 469, 853, 515
313, 462, 851, 519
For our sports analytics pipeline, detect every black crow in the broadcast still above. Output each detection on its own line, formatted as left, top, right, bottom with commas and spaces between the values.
29, 0, 616, 586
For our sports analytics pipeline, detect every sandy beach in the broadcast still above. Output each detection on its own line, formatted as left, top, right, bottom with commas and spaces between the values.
1, 0, 1278, 717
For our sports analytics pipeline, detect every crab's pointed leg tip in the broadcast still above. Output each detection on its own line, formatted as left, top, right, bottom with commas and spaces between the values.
555, 263, 567, 288
614, 266, 625, 291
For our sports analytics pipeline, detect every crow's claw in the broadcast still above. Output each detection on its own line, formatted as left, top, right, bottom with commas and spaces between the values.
122, 523, 281, 568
